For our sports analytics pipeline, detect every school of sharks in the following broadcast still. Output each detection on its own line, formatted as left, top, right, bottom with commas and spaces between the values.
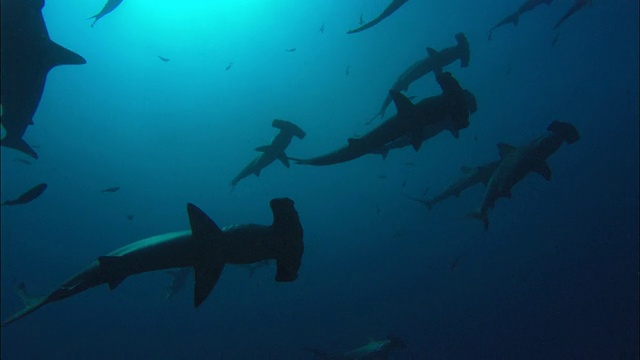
0, 0, 627, 358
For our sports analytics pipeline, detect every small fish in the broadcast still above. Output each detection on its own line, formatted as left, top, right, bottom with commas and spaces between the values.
158, 55, 170, 62
225, 62, 233, 70
126, 214, 134, 221
346, 65, 350, 76
2, 183, 47, 206
285, 48, 297, 52
14, 158, 32, 165
101, 186, 120, 193
88, 0, 124, 27
319, 22, 324, 33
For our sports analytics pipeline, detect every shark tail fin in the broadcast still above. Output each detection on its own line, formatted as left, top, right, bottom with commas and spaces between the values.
547, 121, 580, 144
272, 119, 306, 139
186, 203, 225, 307
2, 283, 48, 326
269, 198, 304, 282
0, 136, 38, 159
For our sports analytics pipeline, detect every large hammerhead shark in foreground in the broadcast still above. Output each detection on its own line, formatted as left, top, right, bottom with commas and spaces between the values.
470, 121, 580, 230
291, 72, 476, 166
2, 198, 304, 326
231, 119, 306, 188
367, 33, 470, 124
347, 0, 410, 34
1, 0, 87, 159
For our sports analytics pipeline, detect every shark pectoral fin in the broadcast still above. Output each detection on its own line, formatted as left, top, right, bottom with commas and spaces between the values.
389, 90, 415, 119
187, 203, 223, 245
255, 145, 271, 152
497, 143, 517, 158
1, 137, 39, 159
193, 264, 224, 307
49, 41, 87, 67
534, 162, 552, 181
426, 47, 439, 57
278, 153, 291, 168
449, 127, 460, 139
97, 256, 128, 289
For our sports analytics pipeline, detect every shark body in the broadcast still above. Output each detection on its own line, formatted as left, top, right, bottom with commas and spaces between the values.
231, 119, 306, 188
3, 198, 304, 326
1, 0, 86, 159
368, 33, 470, 123
305, 336, 406, 360
470, 121, 580, 230
489, 0, 554, 39
347, 0, 410, 34
404, 160, 499, 211
88, 0, 124, 27
293, 72, 476, 166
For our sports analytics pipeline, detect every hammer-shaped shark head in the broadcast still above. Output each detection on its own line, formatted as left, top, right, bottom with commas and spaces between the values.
455, 33, 470, 68
547, 120, 580, 144
269, 198, 304, 282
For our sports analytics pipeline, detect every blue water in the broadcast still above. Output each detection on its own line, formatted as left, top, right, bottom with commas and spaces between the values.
1, 0, 638, 358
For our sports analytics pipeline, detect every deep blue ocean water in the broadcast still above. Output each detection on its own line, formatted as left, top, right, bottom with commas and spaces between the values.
1, 0, 638, 359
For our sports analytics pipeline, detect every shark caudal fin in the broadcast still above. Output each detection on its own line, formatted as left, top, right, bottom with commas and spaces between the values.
269, 198, 304, 282
455, 33, 471, 68
0, 135, 39, 159
186, 203, 225, 307
272, 119, 306, 139
547, 121, 580, 144
2, 283, 48, 326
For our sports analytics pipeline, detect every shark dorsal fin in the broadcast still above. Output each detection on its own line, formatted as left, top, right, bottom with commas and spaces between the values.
193, 263, 224, 307
497, 143, 517, 158
186, 203, 223, 245
426, 47, 439, 57
389, 90, 415, 119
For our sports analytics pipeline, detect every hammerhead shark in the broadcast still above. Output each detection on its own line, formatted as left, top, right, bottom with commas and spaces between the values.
291, 72, 476, 166
470, 121, 580, 230
1, 0, 87, 159
1, 183, 48, 206
368, 33, 470, 124
347, 0, 410, 34
231, 119, 306, 188
2, 198, 304, 326
88, 0, 124, 27
488, 0, 553, 40
304, 335, 406, 359
404, 160, 500, 211
553, 0, 592, 30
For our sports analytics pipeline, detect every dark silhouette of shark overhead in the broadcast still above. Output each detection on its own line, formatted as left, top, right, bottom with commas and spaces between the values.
469, 121, 580, 230
88, 0, 124, 27
347, 0, 410, 34
231, 119, 306, 188
488, 0, 553, 40
553, 0, 591, 30
1, 0, 87, 159
291, 72, 476, 166
368, 33, 470, 124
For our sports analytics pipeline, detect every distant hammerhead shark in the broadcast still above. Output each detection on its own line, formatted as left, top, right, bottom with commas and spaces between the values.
469, 121, 580, 230
403, 160, 500, 211
231, 119, 306, 188
2, 198, 304, 326
553, 0, 592, 30
305, 335, 406, 359
347, 0, 410, 34
1, 183, 48, 206
367, 33, 470, 124
1, 0, 87, 159
291, 72, 476, 166
88, 0, 124, 27
488, 0, 553, 40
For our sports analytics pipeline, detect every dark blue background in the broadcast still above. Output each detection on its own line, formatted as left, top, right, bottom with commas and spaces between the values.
2, 0, 638, 358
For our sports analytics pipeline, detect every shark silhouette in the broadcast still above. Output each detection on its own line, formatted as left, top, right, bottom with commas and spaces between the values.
470, 121, 580, 230
2, 198, 304, 326
88, 0, 124, 27
1, 0, 87, 159
368, 33, 470, 124
347, 0, 410, 34
291, 72, 476, 166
